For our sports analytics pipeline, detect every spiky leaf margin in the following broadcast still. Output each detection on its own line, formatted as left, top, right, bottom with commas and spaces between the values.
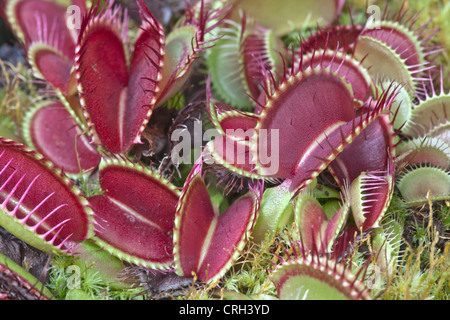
155, 0, 228, 107
397, 166, 450, 206
22, 100, 101, 177
75, 0, 165, 153
270, 242, 372, 300
89, 156, 180, 270
0, 138, 94, 255
294, 185, 350, 253
174, 157, 261, 283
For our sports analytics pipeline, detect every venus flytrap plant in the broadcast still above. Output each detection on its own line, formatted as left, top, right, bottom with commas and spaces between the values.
3, 0, 100, 175
206, 58, 398, 193
206, 46, 400, 249
0, 0, 239, 296
75, 0, 165, 154
370, 218, 404, 278
206, 13, 286, 111
21, 99, 101, 177
88, 154, 180, 270
0, 0, 448, 300
401, 73, 450, 142
393, 70, 450, 208
2, 0, 92, 152
396, 137, 450, 170
397, 166, 450, 207
250, 179, 296, 244
269, 235, 373, 300
3, 0, 227, 174
295, 45, 376, 105
0, 138, 95, 256
74, 0, 228, 155
293, 184, 351, 253
207, 0, 446, 282
206, 17, 261, 110
328, 113, 398, 231
173, 156, 262, 283
249, 177, 341, 245
155, 0, 230, 108
353, 3, 440, 97
4, 0, 88, 96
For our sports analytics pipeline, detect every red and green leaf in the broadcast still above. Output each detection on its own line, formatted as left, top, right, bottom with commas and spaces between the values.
297, 48, 375, 103
294, 188, 350, 253
207, 63, 398, 197
5, 0, 87, 94
156, 1, 227, 107
75, 0, 165, 153
174, 159, 261, 283
329, 114, 397, 231
270, 241, 372, 300
22, 100, 101, 177
0, 138, 94, 255
89, 157, 180, 269
397, 166, 450, 206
